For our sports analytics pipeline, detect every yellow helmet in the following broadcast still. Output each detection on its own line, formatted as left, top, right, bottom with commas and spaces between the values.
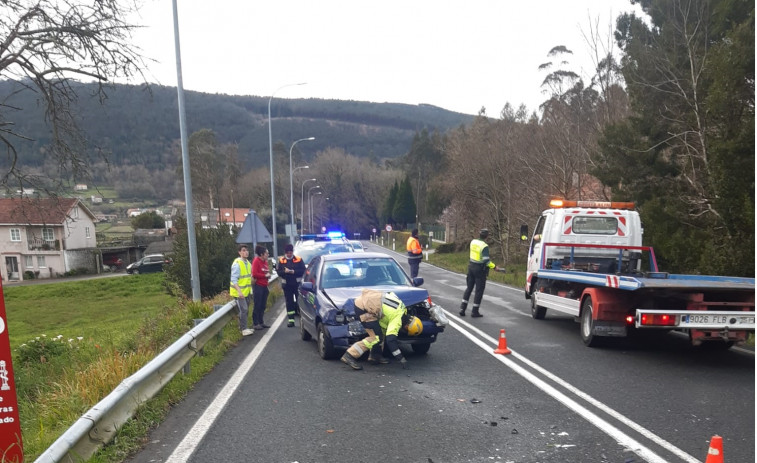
405, 316, 423, 336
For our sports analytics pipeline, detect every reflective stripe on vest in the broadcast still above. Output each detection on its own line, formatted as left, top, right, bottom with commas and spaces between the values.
230, 258, 252, 297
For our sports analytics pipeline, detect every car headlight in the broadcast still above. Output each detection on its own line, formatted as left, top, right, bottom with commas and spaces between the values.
335, 312, 346, 324
348, 320, 366, 336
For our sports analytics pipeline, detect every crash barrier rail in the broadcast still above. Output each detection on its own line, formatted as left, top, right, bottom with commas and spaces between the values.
35, 274, 279, 463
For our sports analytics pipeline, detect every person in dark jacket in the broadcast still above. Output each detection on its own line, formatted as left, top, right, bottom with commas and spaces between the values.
276, 244, 306, 327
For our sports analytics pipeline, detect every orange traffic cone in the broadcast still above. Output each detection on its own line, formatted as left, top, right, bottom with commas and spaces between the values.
493, 329, 512, 355
705, 435, 723, 463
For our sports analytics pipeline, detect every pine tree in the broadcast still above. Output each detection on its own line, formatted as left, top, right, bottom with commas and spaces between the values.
392, 176, 416, 229
381, 181, 399, 226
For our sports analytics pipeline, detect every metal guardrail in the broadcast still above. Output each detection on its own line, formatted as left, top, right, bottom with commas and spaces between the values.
33, 300, 238, 463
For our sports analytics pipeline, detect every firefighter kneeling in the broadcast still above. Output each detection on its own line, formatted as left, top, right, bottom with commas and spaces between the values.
341, 289, 418, 370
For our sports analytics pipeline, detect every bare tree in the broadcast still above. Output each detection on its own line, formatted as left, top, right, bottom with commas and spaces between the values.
0, 0, 146, 192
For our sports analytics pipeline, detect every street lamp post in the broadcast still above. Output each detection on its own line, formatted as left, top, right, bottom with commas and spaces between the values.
309, 191, 323, 233
268, 82, 305, 259
289, 137, 315, 243
300, 178, 316, 236
307, 186, 321, 233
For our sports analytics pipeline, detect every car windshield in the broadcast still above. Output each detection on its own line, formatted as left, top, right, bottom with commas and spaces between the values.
321, 257, 411, 289
350, 241, 364, 251
295, 241, 354, 264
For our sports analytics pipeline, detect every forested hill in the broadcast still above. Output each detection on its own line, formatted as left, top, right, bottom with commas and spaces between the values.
1, 79, 474, 170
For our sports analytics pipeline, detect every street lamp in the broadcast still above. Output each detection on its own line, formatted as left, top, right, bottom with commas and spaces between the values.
307, 186, 321, 233
309, 191, 323, 233
289, 137, 315, 243
268, 82, 305, 258
300, 178, 316, 236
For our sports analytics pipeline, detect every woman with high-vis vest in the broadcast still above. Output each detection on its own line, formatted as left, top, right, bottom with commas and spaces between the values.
406, 228, 423, 278
459, 229, 500, 318
230, 244, 254, 336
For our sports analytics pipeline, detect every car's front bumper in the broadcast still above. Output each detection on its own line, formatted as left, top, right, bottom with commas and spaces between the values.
324, 319, 443, 348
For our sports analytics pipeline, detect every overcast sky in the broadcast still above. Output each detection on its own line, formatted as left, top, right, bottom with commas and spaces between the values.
131, 1, 645, 116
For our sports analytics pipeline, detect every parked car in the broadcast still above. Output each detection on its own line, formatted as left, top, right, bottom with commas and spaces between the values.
103, 255, 124, 270
293, 232, 354, 265
297, 252, 447, 360
127, 254, 172, 274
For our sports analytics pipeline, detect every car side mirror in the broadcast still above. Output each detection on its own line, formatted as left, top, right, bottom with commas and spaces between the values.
412, 277, 424, 287
300, 281, 314, 292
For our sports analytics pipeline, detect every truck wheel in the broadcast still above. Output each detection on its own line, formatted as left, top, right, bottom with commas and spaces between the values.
700, 340, 734, 350
411, 343, 431, 355
531, 292, 547, 320
317, 323, 337, 360
580, 297, 601, 347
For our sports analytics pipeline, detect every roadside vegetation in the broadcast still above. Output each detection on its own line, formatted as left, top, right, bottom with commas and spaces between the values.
7, 274, 280, 462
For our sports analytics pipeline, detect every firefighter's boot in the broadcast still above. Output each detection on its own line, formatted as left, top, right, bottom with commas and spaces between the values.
459, 301, 467, 317
368, 355, 390, 365
471, 305, 483, 318
367, 345, 389, 364
341, 353, 363, 370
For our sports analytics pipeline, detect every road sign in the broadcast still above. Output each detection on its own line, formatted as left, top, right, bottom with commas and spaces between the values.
385, 225, 392, 232
372, 228, 377, 234
0, 281, 23, 461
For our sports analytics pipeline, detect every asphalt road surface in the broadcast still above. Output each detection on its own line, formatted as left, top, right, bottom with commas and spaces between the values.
126, 244, 754, 463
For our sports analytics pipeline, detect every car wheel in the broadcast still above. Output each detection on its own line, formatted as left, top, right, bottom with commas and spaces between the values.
133, 269, 139, 275
411, 343, 431, 355
531, 290, 547, 320
580, 296, 601, 347
300, 317, 311, 341
317, 324, 337, 360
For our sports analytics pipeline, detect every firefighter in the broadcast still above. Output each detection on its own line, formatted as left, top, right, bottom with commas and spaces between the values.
341, 289, 414, 370
406, 228, 423, 278
459, 229, 500, 318
276, 244, 306, 327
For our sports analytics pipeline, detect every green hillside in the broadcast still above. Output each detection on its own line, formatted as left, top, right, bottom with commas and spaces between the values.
1, 79, 474, 172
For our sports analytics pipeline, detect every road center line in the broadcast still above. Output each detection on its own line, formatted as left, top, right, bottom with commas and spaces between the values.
449, 316, 701, 463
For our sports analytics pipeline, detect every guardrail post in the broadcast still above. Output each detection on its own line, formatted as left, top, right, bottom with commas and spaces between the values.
193, 319, 205, 356
392, 238, 395, 251
214, 305, 224, 341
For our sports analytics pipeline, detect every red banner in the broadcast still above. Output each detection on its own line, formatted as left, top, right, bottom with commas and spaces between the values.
0, 280, 23, 462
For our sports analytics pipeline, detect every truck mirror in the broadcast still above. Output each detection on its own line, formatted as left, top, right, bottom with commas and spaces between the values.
519, 224, 529, 242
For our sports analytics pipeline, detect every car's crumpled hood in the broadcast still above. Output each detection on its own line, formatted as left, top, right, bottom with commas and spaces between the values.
322, 287, 429, 314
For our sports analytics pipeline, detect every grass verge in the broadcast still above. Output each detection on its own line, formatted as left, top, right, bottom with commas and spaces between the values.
7, 274, 280, 462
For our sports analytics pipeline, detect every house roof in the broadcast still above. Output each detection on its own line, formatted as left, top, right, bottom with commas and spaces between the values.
0, 197, 95, 225
218, 208, 250, 223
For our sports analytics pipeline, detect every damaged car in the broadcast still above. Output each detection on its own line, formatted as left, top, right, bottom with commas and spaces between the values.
298, 252, 448, 360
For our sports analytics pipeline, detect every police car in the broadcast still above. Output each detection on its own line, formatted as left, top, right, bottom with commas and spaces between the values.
293, 231, 355, 265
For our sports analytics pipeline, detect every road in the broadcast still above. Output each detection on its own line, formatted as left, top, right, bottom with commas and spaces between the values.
127, 245, 754, 463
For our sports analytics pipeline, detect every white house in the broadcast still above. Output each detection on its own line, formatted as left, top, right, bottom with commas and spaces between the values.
0, 198, 98, 281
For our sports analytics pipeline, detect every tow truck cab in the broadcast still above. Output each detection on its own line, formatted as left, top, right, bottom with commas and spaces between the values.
525, 200, 643, 296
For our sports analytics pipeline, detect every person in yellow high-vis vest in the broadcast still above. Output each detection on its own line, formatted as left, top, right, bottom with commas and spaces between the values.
341, 289, 413, 370
230, 244, 254, 336
459, 229, 500, 318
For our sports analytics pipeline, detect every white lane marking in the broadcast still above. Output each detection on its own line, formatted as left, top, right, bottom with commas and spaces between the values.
165, 309, 287, 463
449, 316, 701, 463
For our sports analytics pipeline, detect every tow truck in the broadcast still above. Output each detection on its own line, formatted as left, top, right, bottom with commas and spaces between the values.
523, 200, 755, 348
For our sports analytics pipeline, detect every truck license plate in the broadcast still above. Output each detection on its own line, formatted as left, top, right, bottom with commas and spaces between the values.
681, 314, 755, 326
